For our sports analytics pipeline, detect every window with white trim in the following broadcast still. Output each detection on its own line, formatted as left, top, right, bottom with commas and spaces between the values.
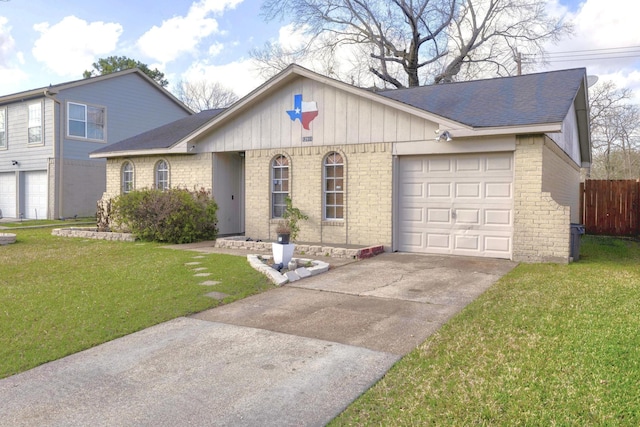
271, 155, 289, 218
122, 161, 134, 194
0, 108, 6, 148
155, 160, 169, 190
68, 102, 105, 140
324, 152, 344, 220
28, 103, 42, 144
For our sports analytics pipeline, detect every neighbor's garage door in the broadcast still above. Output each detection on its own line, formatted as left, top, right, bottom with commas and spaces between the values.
0, 172, 16, 218
398, 152, 514, 259
24, 171, 48, 219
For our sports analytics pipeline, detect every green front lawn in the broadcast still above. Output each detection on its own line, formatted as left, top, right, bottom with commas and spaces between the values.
0, 227, 272, 379
333, 235, 640, 425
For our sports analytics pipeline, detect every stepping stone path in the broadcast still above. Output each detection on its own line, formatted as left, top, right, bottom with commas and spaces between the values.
204, 291, 229, 300
186, 256, 223, 290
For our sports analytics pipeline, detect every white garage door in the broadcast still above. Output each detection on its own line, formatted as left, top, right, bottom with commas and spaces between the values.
0, 172, 16, 218
398, 152, 514, 259
24, 171, 48, 219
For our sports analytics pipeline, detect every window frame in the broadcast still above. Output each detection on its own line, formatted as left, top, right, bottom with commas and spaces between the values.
67, 101, 106, 141
155, 159, 170, 190
0, 107, 6, 149
122, 161, 134, 194
28, 102, 43, 145
271, 155, 289, 218
323, 152, 345, 220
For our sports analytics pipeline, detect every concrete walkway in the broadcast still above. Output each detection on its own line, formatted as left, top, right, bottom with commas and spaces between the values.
0, 252, 516, 427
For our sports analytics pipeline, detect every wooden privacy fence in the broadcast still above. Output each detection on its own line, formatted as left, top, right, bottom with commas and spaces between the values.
580, 180, 640, 236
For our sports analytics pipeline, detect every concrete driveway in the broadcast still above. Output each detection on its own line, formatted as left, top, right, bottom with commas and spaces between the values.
0, 252, 516, 427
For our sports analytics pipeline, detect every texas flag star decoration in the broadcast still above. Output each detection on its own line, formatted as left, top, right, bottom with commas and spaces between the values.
286, 94, 318, 130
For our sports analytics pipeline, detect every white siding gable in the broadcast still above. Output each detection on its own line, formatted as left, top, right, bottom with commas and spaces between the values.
197, 76, 438, 152
547, 102, 581, 166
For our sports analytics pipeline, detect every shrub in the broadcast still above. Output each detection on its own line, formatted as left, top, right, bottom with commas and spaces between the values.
111, 188, 218, 244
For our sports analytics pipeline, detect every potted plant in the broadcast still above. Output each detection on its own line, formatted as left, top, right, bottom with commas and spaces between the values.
275, 220, 291, 244
272, 197, 308, 266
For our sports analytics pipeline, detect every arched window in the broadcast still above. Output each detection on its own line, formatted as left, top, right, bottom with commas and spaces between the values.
122, 161, 134, 194
155, 159, 169, 190
324, 152, 344, 220
271, 155, 289, 218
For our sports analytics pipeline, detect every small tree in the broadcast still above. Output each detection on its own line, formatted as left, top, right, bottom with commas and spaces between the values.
83, 56, 169, 87
281, 196, 308, 242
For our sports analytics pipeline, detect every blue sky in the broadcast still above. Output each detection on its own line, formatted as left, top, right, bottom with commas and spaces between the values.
0, 0, 639, 100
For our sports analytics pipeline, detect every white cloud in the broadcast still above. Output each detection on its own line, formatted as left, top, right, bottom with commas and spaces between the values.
0, 17, 29, 92
208, 42, 224, 56
137, 0, 243, 65
542, 0, 640, 101
180, 59, 265, 98
0, 17, 16, 67
32, 16, 122, 76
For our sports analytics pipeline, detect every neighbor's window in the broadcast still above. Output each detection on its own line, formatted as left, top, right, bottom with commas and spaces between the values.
155, 159, 169, 190
0, 108, 6, 148
68, 102, 105, 140
271, 155, 289, 218
122, 161, 134, 194
28, 103, 42, 144
324, 152, 344, 220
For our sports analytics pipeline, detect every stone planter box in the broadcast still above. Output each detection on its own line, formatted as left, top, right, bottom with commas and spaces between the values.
0, 233, 17, 245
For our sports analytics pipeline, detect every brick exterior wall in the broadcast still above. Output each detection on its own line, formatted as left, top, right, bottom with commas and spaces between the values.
103, 153, 213, 199
513, 135, 577, 263
245, 143, 393, 247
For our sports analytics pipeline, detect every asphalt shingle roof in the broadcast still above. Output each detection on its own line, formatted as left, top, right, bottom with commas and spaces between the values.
92, 109, 224, 154
378, 68, 586, 128
95, 68, 586, 155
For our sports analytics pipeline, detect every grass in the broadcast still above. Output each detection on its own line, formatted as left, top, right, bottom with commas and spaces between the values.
332, 236, 640, 426
0, 227, 272, 379
0, 218, 95, 228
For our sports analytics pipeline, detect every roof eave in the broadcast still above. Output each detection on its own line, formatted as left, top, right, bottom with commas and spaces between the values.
90, 146, 194, 159
441, 123, 563, 138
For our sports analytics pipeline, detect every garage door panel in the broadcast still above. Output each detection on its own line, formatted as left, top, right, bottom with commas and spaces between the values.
401, 207, 424, 222
402, 182, 424, 197
455, 182, 481, 198
398, 153, 513, 259
427, 208, 451, 224
426, 233, 450, 249
401, 232, 424, 248
402, 158, 425, 173
485, 182, 512, 198
427, 182, 451, 198
0, 172, 16, 218
485, 235, 511, 253
486, 156, 512, 171
485, 209, 511, 226
428, 158, 452, 172
455, 235, 480, 251
24, 171, 47, 220
456, 157, 481, 172
455, 209, 480, 224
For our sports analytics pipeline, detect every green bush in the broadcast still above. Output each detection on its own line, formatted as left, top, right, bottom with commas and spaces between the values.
111, 188, 218, 244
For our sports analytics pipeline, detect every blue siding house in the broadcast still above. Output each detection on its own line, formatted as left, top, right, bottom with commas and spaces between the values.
0, 68, 192, 219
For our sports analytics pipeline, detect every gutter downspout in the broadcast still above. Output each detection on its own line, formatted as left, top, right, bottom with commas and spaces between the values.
44, 89, 63, 219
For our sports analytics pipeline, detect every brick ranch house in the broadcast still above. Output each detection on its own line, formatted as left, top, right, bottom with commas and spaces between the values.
91, 64, 591, 263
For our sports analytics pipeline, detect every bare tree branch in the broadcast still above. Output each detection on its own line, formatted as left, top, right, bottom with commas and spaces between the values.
174, 80, 239, 112
256, 0, 571, 87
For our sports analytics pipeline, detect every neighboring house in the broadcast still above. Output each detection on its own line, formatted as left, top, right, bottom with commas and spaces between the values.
91, 64, 590, 263
0, 69, 192, 220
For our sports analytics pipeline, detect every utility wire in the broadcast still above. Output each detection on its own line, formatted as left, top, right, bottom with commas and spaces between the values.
521, 46, 640, 63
